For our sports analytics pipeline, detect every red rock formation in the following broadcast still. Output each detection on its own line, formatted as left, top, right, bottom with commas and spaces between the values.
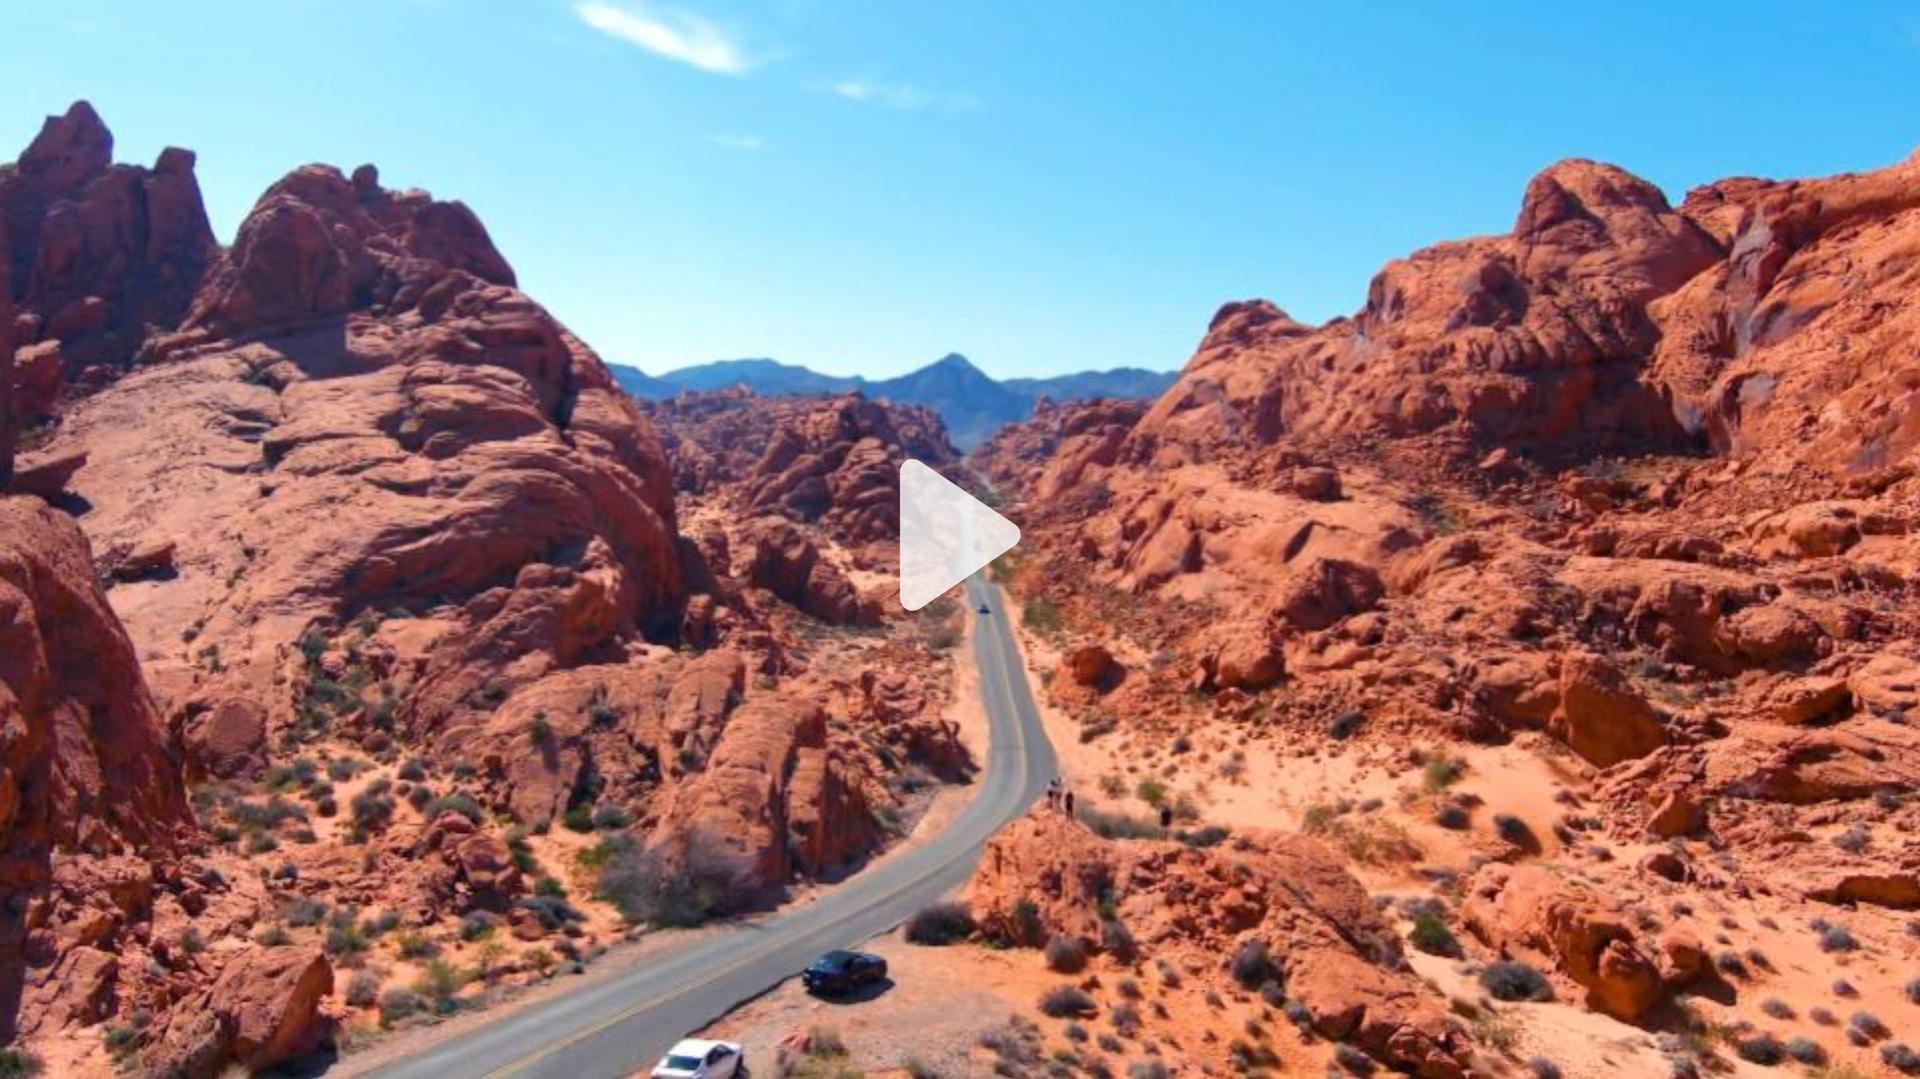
1129, 161, 1722, 467
144, 945, 332, 1076
967, 812, 1470, 1077
1462, 863, 1672, 1022
647, 695, 880, 900
1, 102, 215, 380
40, 128, 684, 736
646, 389, 958, 545
0, 495, 191, 1039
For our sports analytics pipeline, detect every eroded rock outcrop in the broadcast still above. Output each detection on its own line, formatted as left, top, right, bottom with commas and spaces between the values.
2, 101, 215, 382
968, 812, 1471, 1078
1, 496, 191, 1039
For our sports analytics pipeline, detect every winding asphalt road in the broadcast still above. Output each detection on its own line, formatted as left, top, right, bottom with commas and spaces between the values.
364, 573, 1056, 1079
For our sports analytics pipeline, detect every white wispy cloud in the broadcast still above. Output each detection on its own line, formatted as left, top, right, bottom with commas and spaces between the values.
833, 80, 975, 113
706, 133, 764, 151
574, 1, 754, 75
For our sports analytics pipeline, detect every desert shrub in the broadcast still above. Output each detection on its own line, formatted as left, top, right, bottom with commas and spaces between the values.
1409, 913, 1460, 956
533, 874, 566, 898
1100, 918, 1136, 959
1525, 1058, 1563, 1079
1479, 961, 1551, 1002
284, 897, 328, 927
1759, 997, 1792, 1019
395, 930, 438, 960
1783, 1036, 1824, 1064
1422, 755, 1464, 792
1126, 1064, 1168, 1079
1022, 597, 1063, 633
905, 901, 973, 945
426, 792, 483, 824
414, 959, 464, 1011
562, 804, 596, 833
350, 788, 395, 831
1009, 898, 1045, 947
0, 1049, 44, 1078
903, 1058, 940, 1079
595, 830, 741, 927
1178, 824, 1231, 848
254, 924, 292, 946
1733, 1033, 1783, 1065
1064, 1022, 1089, 1043
1046, 935, 1088, 973
1082, 807, 1161, 840
397, 758, 427, 782
459, 912, 497, 942
515, 895, 582, 931
346, 970, 381, 1007
1832, 978, 1857, 997
591, 804, 631, 831
1039, 985, 1097, 1018
1885, 1043, 1920, 1075
1818, 925, 1858, 952
326, 757, 365, 782
1229, 939, 1274, 989
378, 988, 423, 1027
1326, 711, 1365, 740
1332, 1042, 1375, 1074
1714, 950, 1748, 978
325, 923, 369, 957
1492, 814, 1533, 846
1134, 779, 1167, 806
1434, 803, 1471, 830
1851, 1011, 1889, 1039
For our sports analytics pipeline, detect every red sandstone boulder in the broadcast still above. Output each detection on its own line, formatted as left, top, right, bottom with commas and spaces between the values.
1462, 863, 1667, 1022
146, 945, 333, 1077
1549, 652, 1668, 767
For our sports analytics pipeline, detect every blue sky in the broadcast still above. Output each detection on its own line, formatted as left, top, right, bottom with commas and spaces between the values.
3, 2, 1918, 379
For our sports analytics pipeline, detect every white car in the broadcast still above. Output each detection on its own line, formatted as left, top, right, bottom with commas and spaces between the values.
651, 1038, 747, 1079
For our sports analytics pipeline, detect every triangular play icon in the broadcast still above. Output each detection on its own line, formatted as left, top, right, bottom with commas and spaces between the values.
898, 459, 1021, 610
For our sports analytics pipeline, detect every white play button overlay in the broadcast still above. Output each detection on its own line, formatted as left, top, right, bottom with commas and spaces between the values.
898, 460, 1021, 611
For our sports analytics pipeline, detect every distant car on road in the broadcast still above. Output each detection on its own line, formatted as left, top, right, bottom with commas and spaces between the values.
801, 949, 889, 995
651, 1038, 746, 1079
977, 603, 991, 615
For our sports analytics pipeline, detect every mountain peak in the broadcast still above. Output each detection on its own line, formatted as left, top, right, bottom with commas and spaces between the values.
928, 352, 983, 374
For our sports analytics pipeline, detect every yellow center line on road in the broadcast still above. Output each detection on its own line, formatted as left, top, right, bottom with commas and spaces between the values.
482, 582, 1035, 1079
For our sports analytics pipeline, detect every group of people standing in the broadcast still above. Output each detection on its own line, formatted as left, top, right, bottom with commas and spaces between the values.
1044, 775, 1074, 816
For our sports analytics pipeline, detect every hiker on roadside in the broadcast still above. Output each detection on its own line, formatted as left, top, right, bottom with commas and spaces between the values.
1063, 789, 1075, 817
1159, 804, 1174, 834
1045, 776, 1060, 810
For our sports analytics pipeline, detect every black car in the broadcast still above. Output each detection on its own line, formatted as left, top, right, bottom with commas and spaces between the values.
977, 604, 991, 615
801, 949, 888, 995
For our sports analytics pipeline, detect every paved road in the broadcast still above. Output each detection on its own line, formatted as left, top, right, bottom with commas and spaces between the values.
365, 574, 1056, 1079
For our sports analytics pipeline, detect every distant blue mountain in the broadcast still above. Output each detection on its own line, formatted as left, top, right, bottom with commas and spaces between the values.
610, 353, 1175, 449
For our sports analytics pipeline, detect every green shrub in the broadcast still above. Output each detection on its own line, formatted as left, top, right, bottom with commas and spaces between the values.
1422, 754, 1464, 792
1134, 779, 1167, 807
562, 804, 596, 833
425, 792, 483, 824
1409, 914, 1460, 957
